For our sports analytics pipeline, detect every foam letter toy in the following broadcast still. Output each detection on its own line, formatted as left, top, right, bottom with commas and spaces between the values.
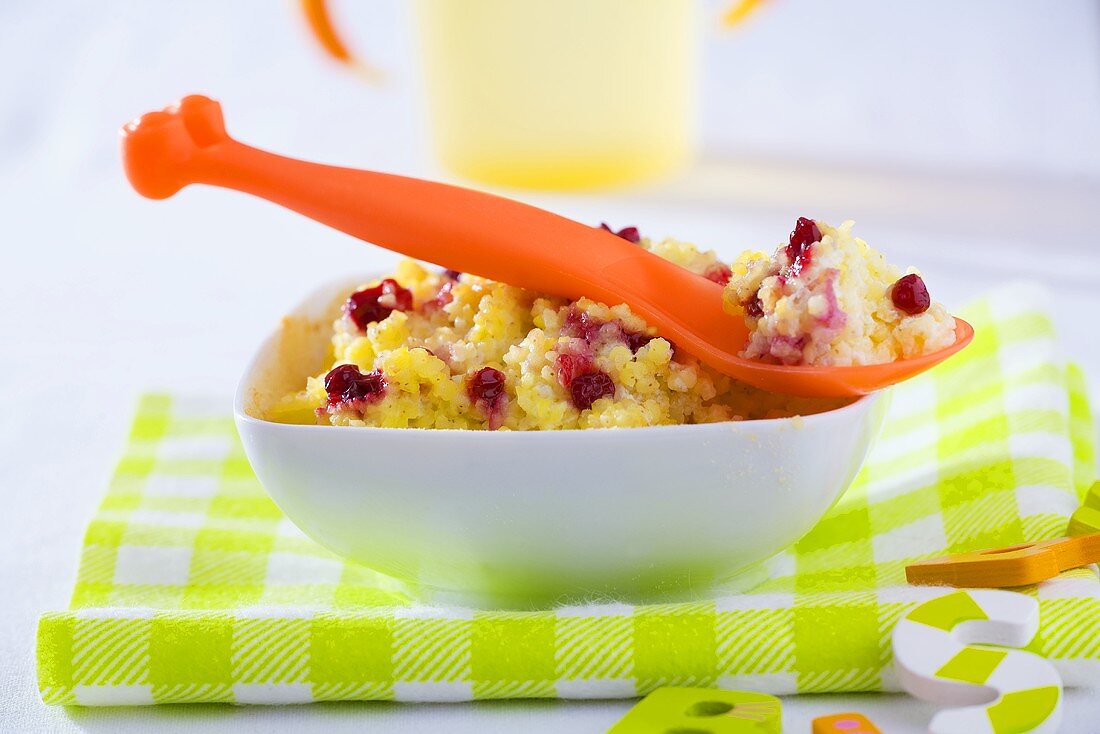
607, 687, 781, 733
812, 712, 882, 733
892, 589, 1062, 734
905, 533, 1100, 587
1069, 481, 1100, 536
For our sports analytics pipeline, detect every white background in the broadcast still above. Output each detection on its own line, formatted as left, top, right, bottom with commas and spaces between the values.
2, 1, 1099, 731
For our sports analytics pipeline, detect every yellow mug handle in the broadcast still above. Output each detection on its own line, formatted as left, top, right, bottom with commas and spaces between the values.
299, 0, 383, 81
722, 0, 768, 27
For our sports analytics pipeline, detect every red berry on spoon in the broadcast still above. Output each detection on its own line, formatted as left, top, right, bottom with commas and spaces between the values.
785, 217, 820, 276
891, 273, 931, 315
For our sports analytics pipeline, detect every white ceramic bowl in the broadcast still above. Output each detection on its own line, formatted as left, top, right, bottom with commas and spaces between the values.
235, 277, 889, 608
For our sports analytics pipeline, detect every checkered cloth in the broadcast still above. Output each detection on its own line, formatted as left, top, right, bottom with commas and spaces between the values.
37, 286, 1099, 706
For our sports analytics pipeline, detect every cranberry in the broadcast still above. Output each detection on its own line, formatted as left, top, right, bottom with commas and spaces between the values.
891, 273, 931, 315
563, 309, 605, 344
785, 217, 820, 276
624, 330, 654, 353
598, 222, 641, 244
467, 367, 506, 404
442, 269, 461, 280
704, 263, 732, 285
564, 307, 665, 357
425, 279, 455, 312
745, 296, 764, 318
344, 279, 413, 330
323, 364, 387, 406
615, 226, 641, 244
467, 367, 507, 428
570, 371, 615, 410
555, 352, 591, 388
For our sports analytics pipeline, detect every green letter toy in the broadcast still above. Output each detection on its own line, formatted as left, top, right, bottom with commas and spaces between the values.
608, 687, 781, 733
1069, 481, 1100, 536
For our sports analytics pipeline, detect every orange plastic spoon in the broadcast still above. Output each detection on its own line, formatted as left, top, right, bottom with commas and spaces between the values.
120, 95, 973, 398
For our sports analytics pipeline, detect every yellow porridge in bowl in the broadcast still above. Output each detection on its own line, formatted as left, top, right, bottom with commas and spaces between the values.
269, 228, 849, 430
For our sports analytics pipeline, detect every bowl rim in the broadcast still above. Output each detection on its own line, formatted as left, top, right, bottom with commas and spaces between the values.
235, 391, 880, 437
234, 274, 885, 439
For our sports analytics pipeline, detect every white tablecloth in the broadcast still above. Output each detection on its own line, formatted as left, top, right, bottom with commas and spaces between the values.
2, 2, 1098, 731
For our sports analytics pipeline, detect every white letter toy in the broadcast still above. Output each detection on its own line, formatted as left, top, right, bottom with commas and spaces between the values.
892, 589, 1062, 734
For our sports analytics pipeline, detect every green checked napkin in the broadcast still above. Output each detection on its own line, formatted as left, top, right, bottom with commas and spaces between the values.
37, 285, 1099, 706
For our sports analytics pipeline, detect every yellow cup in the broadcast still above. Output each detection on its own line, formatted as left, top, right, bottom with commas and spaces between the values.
301, 0, 700, 190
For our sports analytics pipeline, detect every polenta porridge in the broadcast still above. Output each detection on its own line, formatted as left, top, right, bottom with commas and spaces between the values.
269, 218, 951, 429
268, 225, 852, 429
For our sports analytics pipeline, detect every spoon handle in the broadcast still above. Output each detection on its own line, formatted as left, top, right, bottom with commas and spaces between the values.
121, 95, 694, 311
